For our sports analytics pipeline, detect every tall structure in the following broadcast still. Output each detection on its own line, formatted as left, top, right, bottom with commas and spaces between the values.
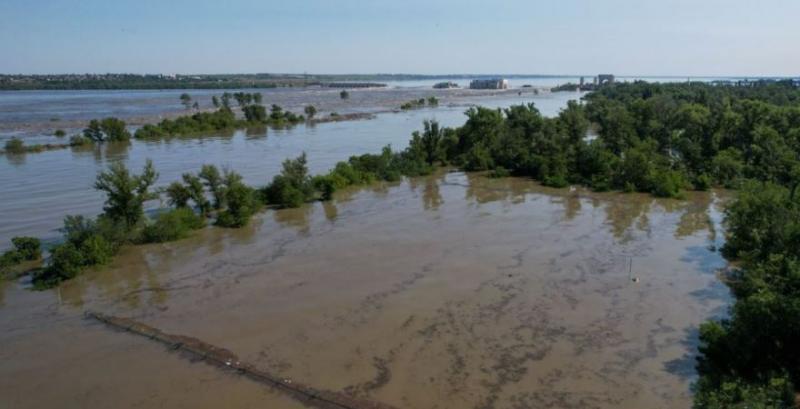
598, 74, 615, 85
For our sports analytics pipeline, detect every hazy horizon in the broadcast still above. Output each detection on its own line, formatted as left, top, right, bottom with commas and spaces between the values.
2, 0, 799, 77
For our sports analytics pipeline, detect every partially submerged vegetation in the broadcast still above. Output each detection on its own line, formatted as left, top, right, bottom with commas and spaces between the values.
400, 96, 438, 110
135, 92, 305, 139
8, 80, 800, 408
694, 182, 800, 408
0, 237, 42, 278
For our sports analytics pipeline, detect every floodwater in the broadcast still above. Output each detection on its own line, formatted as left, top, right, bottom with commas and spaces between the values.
0, 172, 731, 409
0, 88, 585, 248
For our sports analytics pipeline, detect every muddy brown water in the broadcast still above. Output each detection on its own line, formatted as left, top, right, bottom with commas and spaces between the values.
0, 172, 730, 409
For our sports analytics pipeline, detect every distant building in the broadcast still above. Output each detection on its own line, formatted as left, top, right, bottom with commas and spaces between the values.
469, 78, 509, 90
598, 74, 615, 85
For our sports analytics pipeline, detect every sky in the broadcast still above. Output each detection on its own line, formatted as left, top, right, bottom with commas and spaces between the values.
1, 0, 798, 77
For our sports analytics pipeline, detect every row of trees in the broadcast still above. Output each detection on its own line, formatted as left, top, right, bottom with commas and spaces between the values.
693, 182, 800, 408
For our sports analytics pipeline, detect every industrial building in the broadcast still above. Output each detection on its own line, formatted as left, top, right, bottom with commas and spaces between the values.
469, 78, 509, 89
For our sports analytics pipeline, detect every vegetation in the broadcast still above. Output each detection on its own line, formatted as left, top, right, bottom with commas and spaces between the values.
400, 97, 439, 110
180, 93, 192, 109
135, 95, 305, 139
693, 181, 800, 408
340, 90, 349, 100
304, 105, 317, 119
83, 117, 131, 142
143, 208, 205, 243
135, 108, 238, 139
54, 129, 66, 137
551, 83, 580, 92
1, 236, 42, 277
4, 138, 25, 154
93, 160, 159, 229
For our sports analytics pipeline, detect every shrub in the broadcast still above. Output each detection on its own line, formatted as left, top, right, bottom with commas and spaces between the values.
36, 243, 84, 286
243, 104, 267, 123
312, 175, 337, 200
83, 118, 131, 142
54, 129, 66, 137
4, 137, 25, 154
693, 376, 795, 409
651, 169, 687, 198
263, 153, 314, 208
304, 105, 317, 119
216, 183, 259, 228
69, 134, 92, 146
143, 208, 205, 243
489, 167, 510, 178
11, 236, 41, 260
694, 173, 713, 191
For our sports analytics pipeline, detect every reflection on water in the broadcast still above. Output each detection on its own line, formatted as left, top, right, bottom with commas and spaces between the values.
0, 173, 732, 409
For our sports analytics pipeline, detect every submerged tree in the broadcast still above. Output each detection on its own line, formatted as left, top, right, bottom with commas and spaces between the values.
180, 93, 192, 109
93, 160, 159, 229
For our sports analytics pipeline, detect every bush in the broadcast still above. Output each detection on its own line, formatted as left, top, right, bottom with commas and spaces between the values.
216, 183, 259, 227
83, 117, 131, 142
4, 137, 25, 154
694, 173, 713, 191
69, 134, 92, 146
651, 169, 687, 198
488, 167, 510, 178
36, 243, 84, 286
11, 236, 41, 260
143, 208, 205, 243
263, 153, 314, 208
693, 376, 795, 409
243, 104, 267, 123
54, 129, 66, 137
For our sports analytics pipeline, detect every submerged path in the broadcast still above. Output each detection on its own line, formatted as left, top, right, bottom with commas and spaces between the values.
86, 311, 399, 409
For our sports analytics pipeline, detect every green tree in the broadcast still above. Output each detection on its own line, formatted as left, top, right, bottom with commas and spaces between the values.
180, 93, 192, 109
93, 160, 159, 229
304, 105, 317, 119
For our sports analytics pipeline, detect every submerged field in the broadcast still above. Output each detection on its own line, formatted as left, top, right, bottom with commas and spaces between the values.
0, 172, 730, 409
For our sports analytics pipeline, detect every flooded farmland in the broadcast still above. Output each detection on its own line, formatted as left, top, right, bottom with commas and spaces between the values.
0, 172, 731, 409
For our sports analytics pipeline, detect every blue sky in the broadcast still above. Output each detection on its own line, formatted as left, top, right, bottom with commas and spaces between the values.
1, 0, 798, 76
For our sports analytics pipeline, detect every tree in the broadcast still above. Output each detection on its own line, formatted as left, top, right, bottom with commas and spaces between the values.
212, 95, 220, 108
83, 118, 131, 142
253, 93, 263, 104
180, 93, 192, 109
93, 160, 159, 229
165, 181, 192, 208
408, 120, 444, 165
215, 170, 258, 228
199, 164, 224, 210
182, 173, 211, 216
243, 104, 267, 123
340, 90, 349, 100
304, 105, 317, 119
